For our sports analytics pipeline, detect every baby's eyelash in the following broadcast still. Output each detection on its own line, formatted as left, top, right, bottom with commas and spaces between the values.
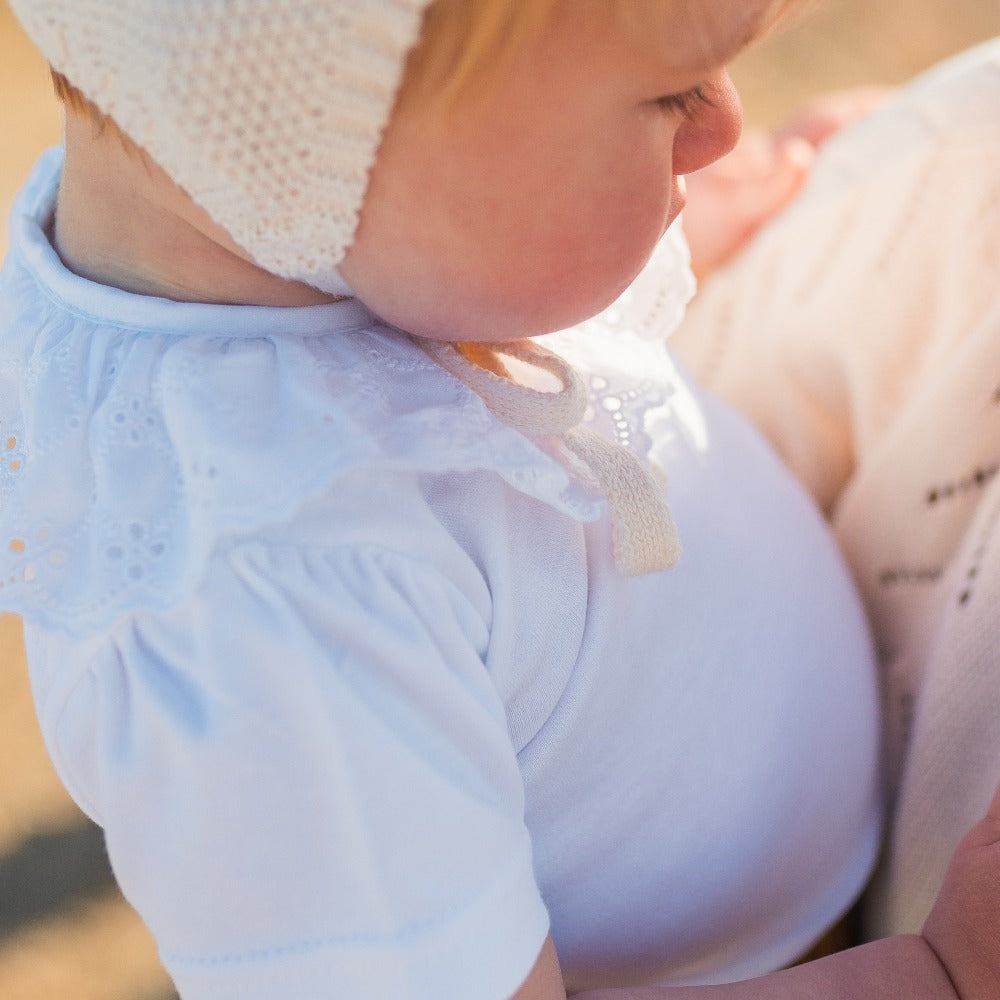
655, 84, 714, 120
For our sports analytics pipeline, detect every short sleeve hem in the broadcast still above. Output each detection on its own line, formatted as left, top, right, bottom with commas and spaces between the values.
163, 842, 550, 1000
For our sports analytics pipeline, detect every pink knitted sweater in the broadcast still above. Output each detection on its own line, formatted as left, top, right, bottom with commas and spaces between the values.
674, 39, 1000, 939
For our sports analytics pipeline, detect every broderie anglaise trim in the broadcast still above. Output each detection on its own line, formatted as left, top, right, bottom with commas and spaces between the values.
544, 217, 699, 462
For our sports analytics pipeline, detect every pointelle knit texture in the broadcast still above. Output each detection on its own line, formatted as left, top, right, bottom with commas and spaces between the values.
8, 0, 432, 294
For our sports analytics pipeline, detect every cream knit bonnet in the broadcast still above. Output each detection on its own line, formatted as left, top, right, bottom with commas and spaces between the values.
9, 0, 433, 295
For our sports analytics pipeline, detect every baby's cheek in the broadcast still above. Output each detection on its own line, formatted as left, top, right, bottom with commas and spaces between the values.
590, 185, 674, 287
535, 221, 660, 331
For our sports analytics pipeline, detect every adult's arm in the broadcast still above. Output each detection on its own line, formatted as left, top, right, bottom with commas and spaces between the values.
512, 782, 1000, 1000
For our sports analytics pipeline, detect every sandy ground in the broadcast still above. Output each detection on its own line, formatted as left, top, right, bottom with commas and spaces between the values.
1, 2, 1000, 998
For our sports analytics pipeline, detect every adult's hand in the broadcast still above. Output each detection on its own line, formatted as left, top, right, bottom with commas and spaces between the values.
682, 87, 893, 280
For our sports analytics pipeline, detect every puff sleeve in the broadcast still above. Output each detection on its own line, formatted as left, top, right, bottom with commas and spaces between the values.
32, 541, 549, 1000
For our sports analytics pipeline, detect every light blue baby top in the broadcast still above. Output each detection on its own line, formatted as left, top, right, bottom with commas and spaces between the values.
0, 150, 882, 1000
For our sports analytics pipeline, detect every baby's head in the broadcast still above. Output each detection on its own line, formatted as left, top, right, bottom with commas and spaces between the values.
14, 0, 796, 341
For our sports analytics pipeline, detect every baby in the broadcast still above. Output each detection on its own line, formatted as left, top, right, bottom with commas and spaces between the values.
1, 1, 998, 998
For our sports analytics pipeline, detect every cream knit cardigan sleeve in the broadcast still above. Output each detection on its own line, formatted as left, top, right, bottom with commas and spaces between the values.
673, 39, 1000, 940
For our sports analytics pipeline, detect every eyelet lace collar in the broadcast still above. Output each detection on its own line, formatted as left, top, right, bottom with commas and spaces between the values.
0, 152, 601, 634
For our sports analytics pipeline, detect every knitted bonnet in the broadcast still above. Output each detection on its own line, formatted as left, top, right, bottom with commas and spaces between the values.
9, 0, 433, 294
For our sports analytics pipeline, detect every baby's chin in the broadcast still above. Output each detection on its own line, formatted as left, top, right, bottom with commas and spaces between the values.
383, 285, 634, 345
340, 237, 661, 344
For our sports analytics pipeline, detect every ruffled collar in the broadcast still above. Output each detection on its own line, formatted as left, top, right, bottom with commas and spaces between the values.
0, 150, 603, 634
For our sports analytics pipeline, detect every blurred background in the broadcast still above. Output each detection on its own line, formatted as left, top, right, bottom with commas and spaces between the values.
2, 0, 1000, 998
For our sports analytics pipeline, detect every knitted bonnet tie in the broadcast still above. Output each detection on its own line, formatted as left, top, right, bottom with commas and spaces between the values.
416, 337, 681, 575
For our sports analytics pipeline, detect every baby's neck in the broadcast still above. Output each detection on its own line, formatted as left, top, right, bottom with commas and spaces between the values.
53, 114, 338, 307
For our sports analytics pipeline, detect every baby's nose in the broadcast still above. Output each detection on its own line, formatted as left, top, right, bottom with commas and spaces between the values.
673, 70, 744, 176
